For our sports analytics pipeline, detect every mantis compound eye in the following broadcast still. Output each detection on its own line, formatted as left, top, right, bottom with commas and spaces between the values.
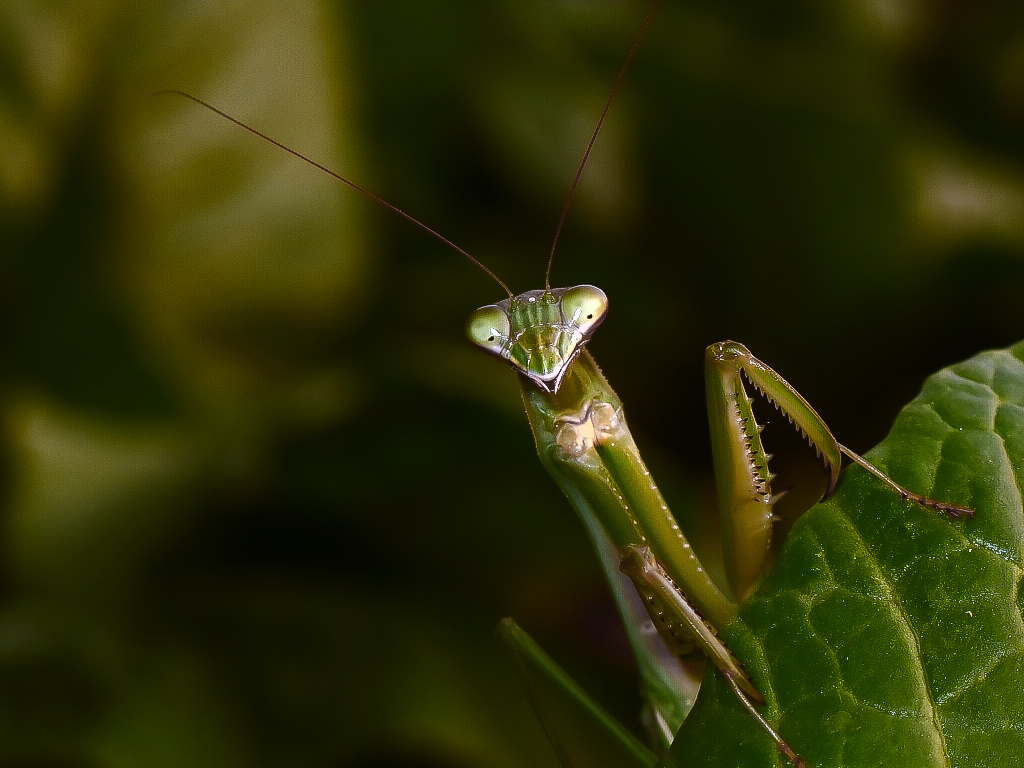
466, 305, 511, 354
560, 285, 608, 337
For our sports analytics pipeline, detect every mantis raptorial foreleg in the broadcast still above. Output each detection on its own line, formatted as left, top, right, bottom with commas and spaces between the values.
705, 340, 973, 600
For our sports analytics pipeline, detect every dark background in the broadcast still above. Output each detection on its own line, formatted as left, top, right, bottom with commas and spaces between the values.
1, 0, 1022, 766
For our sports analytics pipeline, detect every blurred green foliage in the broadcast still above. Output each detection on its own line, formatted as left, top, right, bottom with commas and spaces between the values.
0, 0, 1022, 766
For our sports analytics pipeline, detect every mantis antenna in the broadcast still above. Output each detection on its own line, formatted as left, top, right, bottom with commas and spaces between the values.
544, 0, 661, 290
155, 89, 514, 299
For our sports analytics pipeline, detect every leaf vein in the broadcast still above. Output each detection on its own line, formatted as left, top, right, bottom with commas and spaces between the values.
833, 503, 951, 767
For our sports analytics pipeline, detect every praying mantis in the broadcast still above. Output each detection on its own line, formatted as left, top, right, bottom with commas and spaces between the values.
165, 4, 983, 767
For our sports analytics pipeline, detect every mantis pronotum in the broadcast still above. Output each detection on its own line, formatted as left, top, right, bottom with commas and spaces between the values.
167, 4, 974, 766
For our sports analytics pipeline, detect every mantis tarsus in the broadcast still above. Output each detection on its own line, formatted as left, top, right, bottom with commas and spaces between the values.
168, 5, 975, 766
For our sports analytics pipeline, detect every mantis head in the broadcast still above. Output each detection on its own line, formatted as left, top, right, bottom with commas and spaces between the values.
467, 285, 609, 393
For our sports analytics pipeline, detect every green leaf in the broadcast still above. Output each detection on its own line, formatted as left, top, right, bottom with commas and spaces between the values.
667, 341, 1024, 767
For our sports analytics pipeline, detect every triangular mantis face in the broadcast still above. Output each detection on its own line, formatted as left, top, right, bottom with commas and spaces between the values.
467, 285, 609, 393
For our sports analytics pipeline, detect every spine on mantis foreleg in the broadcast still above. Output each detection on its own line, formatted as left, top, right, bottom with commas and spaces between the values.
519, 350, 736, 739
